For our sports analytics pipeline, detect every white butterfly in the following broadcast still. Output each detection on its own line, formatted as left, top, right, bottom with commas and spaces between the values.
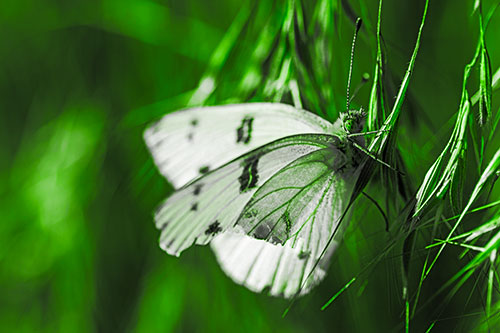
144, 103, 366, 298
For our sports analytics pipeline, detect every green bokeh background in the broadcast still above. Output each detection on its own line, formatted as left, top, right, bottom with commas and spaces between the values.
1, 0, 499, 332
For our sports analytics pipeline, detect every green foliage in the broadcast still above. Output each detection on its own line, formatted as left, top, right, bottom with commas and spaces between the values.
1, 0, 500, 332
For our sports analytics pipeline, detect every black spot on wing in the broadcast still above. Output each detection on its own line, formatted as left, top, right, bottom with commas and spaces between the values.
298, 250, 310, 260
253, 224, 271, 240
190, 119, 198, 126
238, 153, 262, 193
243, 208, 258, 219
187, 132, 194, 141
283, 211, 292, 239
205, 221, 222, 236
190, 202, 198, 211
193, 184, 204, 196
199, 166, 210, 174
236, 116, 254, 144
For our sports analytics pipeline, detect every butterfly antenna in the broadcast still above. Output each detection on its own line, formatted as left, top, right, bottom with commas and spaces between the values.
346, 18, 362, 112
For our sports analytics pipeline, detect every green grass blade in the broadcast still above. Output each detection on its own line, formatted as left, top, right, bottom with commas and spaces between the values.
412, 32, 484, 217
321, 277, 356, 311
367, 0, 386, 134
486, 249, 497, 318
425, 147, 500, 277
478, 3, 493, 126
368, 0, 429, 155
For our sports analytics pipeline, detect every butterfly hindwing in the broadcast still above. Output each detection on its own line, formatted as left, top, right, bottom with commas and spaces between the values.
237, 143, 348, 245
156, 134, 339, 257
144, 103, 334, 188
209, 138, 362, 297
211, 232, 336, 298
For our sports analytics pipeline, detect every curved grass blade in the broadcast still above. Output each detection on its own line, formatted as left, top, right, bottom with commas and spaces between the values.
367, 0, 386, 134
424, 147, 500, 278
478, 3, 492, 127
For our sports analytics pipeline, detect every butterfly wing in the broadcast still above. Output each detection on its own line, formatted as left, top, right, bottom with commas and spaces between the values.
145, 103, 361, 297
156, 134, 340, 257
211, 140, 362, 297
144, 103, 334, 188
210, 232, 338, 298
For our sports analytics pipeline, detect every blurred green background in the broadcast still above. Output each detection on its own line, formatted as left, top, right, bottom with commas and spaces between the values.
1, 0, 499, 332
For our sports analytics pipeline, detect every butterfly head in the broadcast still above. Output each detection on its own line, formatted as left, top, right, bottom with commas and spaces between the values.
340, 109, 366, 135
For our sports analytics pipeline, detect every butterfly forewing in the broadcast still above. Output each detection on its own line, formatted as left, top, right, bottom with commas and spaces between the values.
155, 134, 338, 257
144, 103, 334, 188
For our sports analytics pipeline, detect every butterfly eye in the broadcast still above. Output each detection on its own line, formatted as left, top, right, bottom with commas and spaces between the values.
343, 117, 355, 134
346, 120, 354, 132
342, 110, 366, 134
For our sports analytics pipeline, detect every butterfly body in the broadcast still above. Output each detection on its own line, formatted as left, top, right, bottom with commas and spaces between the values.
145, 103, 365, 297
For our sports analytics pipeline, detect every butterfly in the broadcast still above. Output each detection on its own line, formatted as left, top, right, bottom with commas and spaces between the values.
144, 102, 368, 298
